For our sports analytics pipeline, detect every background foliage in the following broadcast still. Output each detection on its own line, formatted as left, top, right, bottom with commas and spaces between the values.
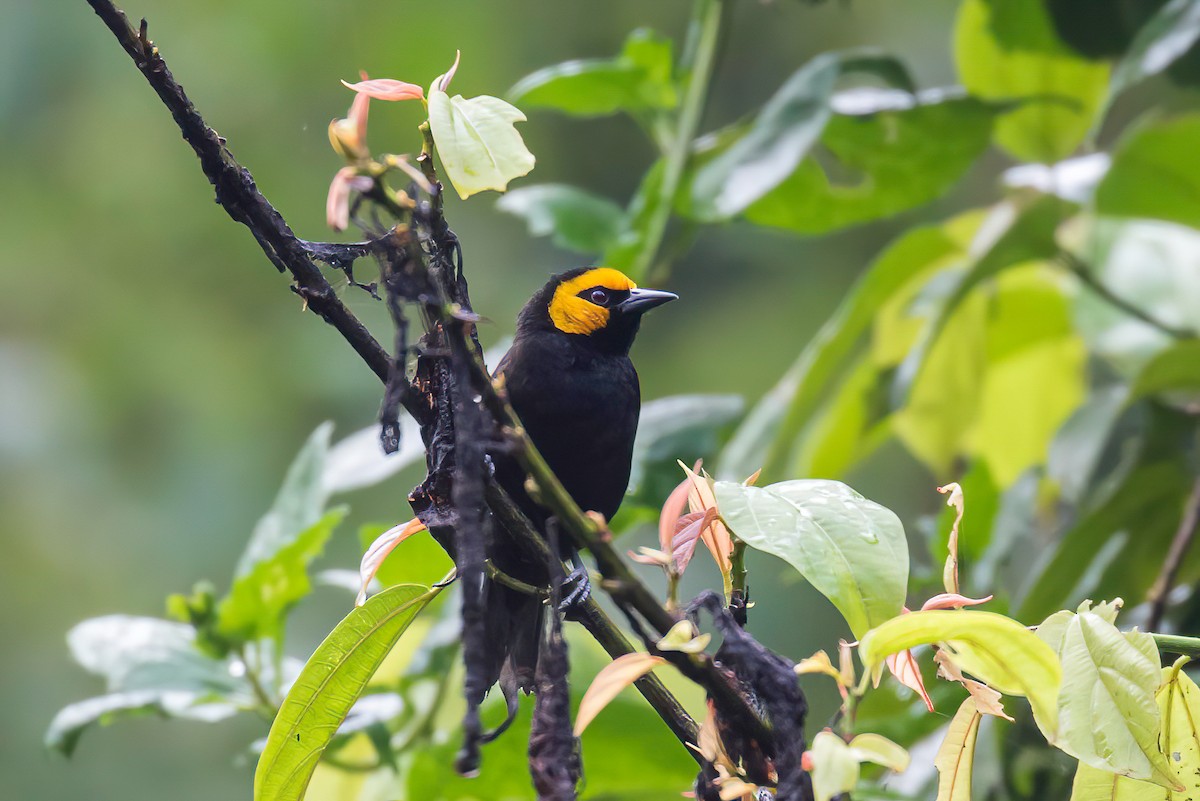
4, 0, 1200, 800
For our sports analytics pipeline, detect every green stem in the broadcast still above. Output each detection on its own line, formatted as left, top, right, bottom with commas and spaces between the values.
730, 538, 748, 598
1152, 633, 1200, 658
628, 0, 723, 282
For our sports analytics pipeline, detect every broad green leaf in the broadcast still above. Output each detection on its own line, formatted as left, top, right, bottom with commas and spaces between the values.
1107, 0, 1200, 108
1070, 660, 1200, 800
496, 184, 625, 254
965, 274, 1087, 486
935, 697, 982, 801
891, 194, 1074, 410
626, 393, 743, 504
237, 423, 334, 576
508, 29, 677, 117
1095, 115, 1200, 229
954, 0, 1110, 162
745, 94, 994, 234
1129, 340, 1200, 406
254, 583, 439, 801
719, 220, 970, 482
428, 91, 535, 200
858, 610, 1061, 737
1040, 606, 1176, 785
793, 355, 889, 479
688, 53, 840, 220
216, 508, 346, 643
714, 479, 908, 637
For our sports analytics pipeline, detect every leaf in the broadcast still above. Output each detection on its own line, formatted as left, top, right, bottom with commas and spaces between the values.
627, 394, 743, 504
217, 508, 346, 642
935, 697, 983, 801
1095, 114, 1200, 229
688, 53, 840, 220
51, 615, 257, 753
1017, 461, 1193, 623
254, 583, 440, 801
1069, 659, 1200, 800
355, 517, 428, 606
66, 615, 252, 700
1107, 0, 1200, 108
714, 479, 908, 637
954, 0, 1110, 162
810, 730, 866, 801
719, 220, 969, 482
935, 650, 1012, 721
1129, 340, 1200, 404
656, 620, 711, 654
356, 523, 453, 591
858, 610, 1061, 738
848, 732, 911, 773
322, 416, 424, 494
574, 652, 667, 736
887, 647, 934, 712
671, 507, 719, 575
508, 28, 677, 117
795, 650, 844, 683
496, 184, 625, 254
938, 482, 965, 594
1039, 605, 1177, 786
744, 94, 994, 234
237, 423, 334, 576
427, 91, 535, 200
46, 691, 236, 757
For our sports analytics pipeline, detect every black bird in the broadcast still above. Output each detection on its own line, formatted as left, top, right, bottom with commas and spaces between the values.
484, 266, 677, 697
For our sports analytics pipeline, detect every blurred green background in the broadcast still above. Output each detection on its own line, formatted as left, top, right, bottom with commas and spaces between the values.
2, 1, 1187, 799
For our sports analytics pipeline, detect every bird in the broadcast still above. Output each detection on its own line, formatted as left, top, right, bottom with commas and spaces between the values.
482, 266, 677, 704
356, 266, 676, 725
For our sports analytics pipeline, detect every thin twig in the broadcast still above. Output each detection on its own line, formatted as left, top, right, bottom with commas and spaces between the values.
1152, 633, 1200, 658
1059, 252, 1195, 341
1147, 476, 1200, 631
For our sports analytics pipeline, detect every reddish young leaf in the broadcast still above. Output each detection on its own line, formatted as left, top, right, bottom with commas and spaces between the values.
341, 78, 425, 102
671, 507, 719, 575
574, 652, 666, 736
356, 517, 427, 605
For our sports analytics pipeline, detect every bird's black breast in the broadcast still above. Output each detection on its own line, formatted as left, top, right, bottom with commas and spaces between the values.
495, 334, 640, 522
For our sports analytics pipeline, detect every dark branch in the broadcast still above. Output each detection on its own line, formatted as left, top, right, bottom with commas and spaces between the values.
1059, 252, 1196, 341
1147, 476, 1200, 631
86, 0, 393, 383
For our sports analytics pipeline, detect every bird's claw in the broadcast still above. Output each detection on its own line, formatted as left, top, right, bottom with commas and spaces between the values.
558, 567, 592, 620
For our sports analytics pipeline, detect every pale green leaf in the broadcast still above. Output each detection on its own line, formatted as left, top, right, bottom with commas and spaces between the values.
254, 583, 440, 801
848, 732, 911, 773
714, 479, 907, 637
811, 730, 863, 801
858, 610, 1061, 738
1044, 606, 1176, 786
46, 691, 237, 757
1129, 340, 1200, 405
1070, 660, 1200, 800
954, 0, 1110, 162
935, 697, 983, 801
428, 91, 535, 200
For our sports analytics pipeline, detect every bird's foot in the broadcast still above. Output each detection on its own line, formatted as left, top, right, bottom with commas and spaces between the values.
558, 567, 592, 621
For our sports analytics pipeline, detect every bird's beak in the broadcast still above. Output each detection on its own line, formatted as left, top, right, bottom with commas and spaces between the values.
617, 287, 678, 316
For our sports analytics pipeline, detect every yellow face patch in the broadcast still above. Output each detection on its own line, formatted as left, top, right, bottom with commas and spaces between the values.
548, 268, 637, 335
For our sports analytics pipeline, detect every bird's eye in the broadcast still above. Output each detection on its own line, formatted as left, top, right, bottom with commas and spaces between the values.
589, 288, 610, 306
